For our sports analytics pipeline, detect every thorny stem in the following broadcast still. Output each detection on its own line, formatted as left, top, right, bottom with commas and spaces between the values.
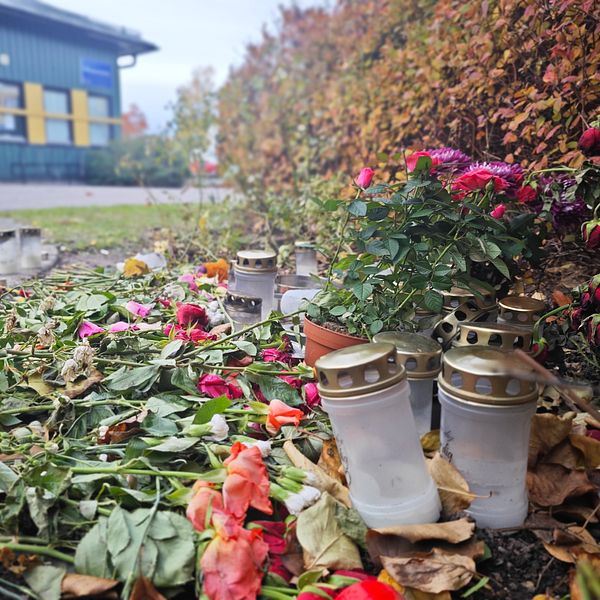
0, 543, 74, 564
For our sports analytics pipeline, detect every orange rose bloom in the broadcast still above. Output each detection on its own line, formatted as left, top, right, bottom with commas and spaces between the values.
266, 399, 304, 435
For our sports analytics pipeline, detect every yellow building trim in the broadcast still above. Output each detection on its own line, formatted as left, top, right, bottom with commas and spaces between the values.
23, 83, 46, 145
89, 116, 122, 125
71, 89, 89, 147
0, 106, 28, 116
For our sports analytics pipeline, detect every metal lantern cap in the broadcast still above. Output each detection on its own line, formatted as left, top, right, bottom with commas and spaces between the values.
438, 347, 538, 406
373, 331, 442, 379
499, 296, 546, 313
295, 240, 316, 251
441, 286, 496, 312
454, 322, 533, 353
315, 342, 406, 398
224, 291, 262, 311
20, 227, 41, 236
0, 229, 16, 239
235, 249, 277, 273
276, 274, 320, 292
433, 300, 495, 346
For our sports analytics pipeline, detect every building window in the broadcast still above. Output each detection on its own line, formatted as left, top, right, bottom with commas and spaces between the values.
43, 89, 71, 144
0, 82, 25, 142
88, 94, 111, 146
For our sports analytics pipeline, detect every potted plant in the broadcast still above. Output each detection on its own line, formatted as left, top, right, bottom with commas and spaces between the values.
304, 151, 543, 365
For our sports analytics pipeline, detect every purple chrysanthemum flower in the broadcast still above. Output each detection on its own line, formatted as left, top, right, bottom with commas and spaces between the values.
426, 147, 472, 173
550, 197, 591, 234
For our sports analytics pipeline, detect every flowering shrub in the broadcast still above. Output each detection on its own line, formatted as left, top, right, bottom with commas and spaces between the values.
307, 151, 543, 336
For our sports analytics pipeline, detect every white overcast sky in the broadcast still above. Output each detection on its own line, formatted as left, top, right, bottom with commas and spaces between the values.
49, 0, 326, 131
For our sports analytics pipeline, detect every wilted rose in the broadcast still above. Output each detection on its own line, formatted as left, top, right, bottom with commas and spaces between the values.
578, 127, 600, 157
582, 220, 600, 250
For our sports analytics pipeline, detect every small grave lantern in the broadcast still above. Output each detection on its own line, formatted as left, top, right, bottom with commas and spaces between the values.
315, 343, 441, 527
438, 347, 538, 528
294, 241, 318, 276
497, 296, 546, 331
373, 331, 442, 437
19, 227, 42, 271
0, 230, 19, 275
454, 322, 533, 353
224, 291, 262, 327
233, 250, 277, 319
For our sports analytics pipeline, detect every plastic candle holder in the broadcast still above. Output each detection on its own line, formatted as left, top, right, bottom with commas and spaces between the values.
233, 249, 277, 319
373, 331, 442, 437
497, 296, 546, 331
438, 347, 538, 528
294, 241, 318, 276
0, 230, 19, 275
224, 291, 262, 328
19, 227, 42, 271
316, 343, 441, 527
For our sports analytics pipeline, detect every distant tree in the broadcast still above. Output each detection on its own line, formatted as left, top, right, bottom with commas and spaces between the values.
121, 103, 149, 139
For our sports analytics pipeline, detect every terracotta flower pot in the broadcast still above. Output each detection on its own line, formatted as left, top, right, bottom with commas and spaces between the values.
303, 317, 367, 367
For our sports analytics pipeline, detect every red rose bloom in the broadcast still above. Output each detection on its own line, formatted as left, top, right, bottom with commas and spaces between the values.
516, 185, 537, 203
176, 303, 209, 328
453, 168, 509, 193
406, 151, 441, 173
578, 127, 600, 157
582, 220, 600, 250
197, 373, 243, 399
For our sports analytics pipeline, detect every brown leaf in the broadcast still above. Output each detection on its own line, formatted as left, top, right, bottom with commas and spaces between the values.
61, 573, 119, 598
569, 552, 600, 600
426, 453, 476, 516
65, 368, 104, 399
553, 501, 599, 524
570, 435, 600, 469
421, 430, 440, 454
209, 323, 232, 337
545, 439, 581, 470
283, 441, 351, 507
373, 519, 475, 545
382, 548, 476, 594
528, 414, 573, 467
551, 289, 572, 307
317, 438, 346, 484
129, 576, 166, 600
543, 526, 600, 564
98, 410, 147, 444
527, 464, 596, 507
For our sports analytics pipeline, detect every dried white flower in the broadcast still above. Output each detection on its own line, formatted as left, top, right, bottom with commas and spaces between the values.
39, 296, 57, 312
207, 414, 229, 442
3, 309, 17, 334
37, 325, 55, 347
73, 340, 95, 371
60, 358, 79, 383
283, 486, 321, 515
246, 439, 272, 457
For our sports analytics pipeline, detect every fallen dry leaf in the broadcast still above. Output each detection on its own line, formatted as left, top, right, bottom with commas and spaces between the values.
129, 576, 167, 600
569, 553, 600, 600
318, 438, 346, 484
543, 526, 600, 564
551, 289, 573, 307
553, 501, 599, 524
123, 258, 150, 278
570, 434, 600, 469
65, 368, 104, 399
528, 414, 573, 467
98, 410, 147, 444
545, 439, 582, 470
25, 373, 55, 397
373, 519, 475, 545
62, 573, 119, 598
209, 323, 232, 337
283, 440, 351, 507
421, 430, 440, 454
426, 453, 476, 516
381, 548, 476, 594
527, 464, 596, 506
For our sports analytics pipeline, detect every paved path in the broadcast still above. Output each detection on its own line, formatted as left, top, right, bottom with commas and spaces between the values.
0, 182, 235, 211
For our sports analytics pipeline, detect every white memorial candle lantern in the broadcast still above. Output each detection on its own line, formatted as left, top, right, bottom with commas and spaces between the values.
233, 250, 277, 319
373, 332, 442, 438
454, 322, 533, 353
0, 230, 19, 275
19, 227, 42, 270
316, 343, 441, 527
224, 291, 262, 328
438, 347, 538, 528
295, 241, 318, 276
497, 296, 546, 331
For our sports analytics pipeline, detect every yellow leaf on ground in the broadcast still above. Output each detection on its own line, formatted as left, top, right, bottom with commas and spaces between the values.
373, 518, 474, 545
570, 434, 600, 469
123, 258, 150, 278
528, 414, 574, 467
421, 430, 440, 454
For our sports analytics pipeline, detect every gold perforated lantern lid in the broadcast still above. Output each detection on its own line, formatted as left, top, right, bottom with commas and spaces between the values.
373, 332, 442, 379
498, 296, 546, 327
438, 347, 538, 406
295, 241, 316, 252
315, 342, 406, 398
454, 322, 533, 353
235, 249, 277, 273
441, 286, 496, 312
433, 300, 495, 347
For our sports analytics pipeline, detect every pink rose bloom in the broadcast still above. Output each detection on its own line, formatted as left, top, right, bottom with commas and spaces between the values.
304, 382, 321, 408
78, 321, 105, 338
109, 321, 132, 333
197, 373, 243, 399
178, 273, 198, 292
406, 151, 441, 173
355, 167, 374, 189
490, 204, 507, 219
278, 375, 303, 390
261, 348, 292, 364
125, 300, 154, 318
453, 168, 509, 192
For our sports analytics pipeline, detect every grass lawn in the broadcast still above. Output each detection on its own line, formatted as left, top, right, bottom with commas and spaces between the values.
0, 203, 204, 250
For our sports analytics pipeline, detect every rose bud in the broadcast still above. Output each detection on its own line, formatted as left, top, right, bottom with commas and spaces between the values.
582, 219, 600, 250
578, 127, 600, 157
570, 307, 583, 331
356, 168, 374, 189
532, 338, 549, 365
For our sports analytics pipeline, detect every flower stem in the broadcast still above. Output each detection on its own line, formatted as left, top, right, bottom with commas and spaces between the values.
0, 543, 74, 564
